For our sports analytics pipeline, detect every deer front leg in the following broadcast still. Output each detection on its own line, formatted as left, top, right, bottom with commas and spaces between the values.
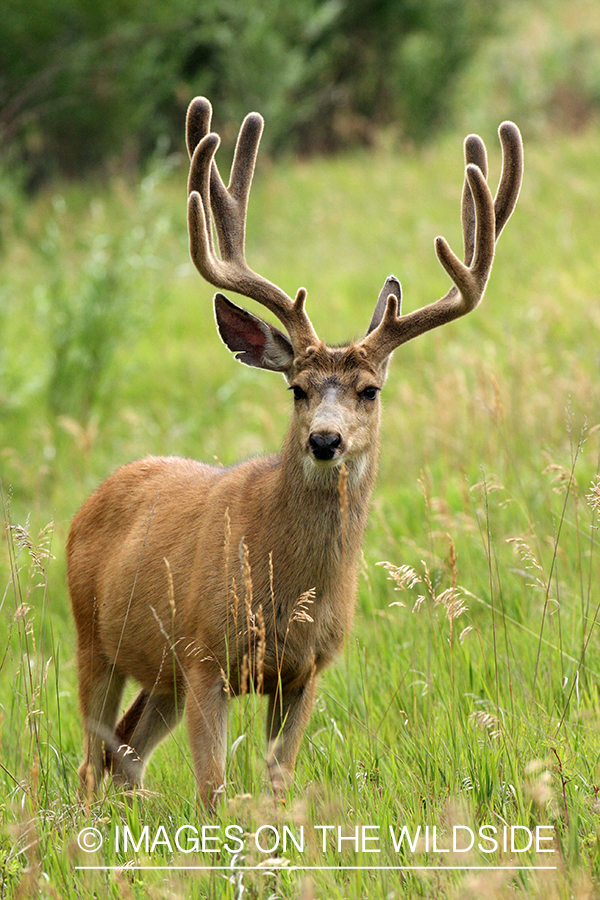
266, 678, 317, 794
186, 663, 228, 810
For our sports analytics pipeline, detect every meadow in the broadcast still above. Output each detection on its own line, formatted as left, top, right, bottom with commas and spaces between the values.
2, 118, 600, 898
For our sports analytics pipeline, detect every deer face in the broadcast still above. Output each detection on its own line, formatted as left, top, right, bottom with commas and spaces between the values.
289, 345, 384, 472
214, 294, 386, 475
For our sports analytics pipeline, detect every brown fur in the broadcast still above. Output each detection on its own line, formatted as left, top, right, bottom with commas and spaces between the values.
67, 97, 522, 808
68, 346, 383, 806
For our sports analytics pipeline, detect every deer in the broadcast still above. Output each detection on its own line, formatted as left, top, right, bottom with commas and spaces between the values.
67, 96, 523, 810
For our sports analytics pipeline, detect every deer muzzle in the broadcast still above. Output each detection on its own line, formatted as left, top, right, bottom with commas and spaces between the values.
308, 431, 343, 462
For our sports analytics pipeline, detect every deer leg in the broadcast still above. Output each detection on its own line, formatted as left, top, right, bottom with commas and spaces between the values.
107, 687, 185, 787
185, 664, 228, 809
266, 678, 316, 794
77, 654, 126, 798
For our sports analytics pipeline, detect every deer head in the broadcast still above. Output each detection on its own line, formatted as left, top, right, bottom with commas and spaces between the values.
186, 97, 523, 479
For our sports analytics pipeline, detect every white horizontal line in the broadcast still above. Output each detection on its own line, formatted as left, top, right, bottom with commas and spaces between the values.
75, 865, 558, 872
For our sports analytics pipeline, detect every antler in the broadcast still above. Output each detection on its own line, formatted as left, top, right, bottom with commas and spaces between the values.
186, 97, 319, 354
360, 122, 523, 363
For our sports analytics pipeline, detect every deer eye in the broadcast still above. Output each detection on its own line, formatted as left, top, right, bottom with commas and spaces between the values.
290, 385, 308, 401
358, 386, 379, 401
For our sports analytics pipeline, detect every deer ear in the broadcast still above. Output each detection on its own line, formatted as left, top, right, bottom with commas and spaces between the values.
214, 293, 295, 374
366, 276, 402, 336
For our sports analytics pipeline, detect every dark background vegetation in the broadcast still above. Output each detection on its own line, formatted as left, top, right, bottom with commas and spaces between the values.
1, 0, 499, 183
3, 0, 599, 188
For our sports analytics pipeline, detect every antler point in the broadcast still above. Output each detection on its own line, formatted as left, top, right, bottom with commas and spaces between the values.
384, 292, 400, 321
498, 120, 520, 136
465, 162, 483, 178
294, 287, 307, 309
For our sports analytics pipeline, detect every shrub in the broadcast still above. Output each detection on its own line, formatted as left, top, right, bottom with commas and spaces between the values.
0, 0, 499, 182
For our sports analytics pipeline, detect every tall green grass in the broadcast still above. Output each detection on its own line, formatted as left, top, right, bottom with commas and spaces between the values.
2, 123, 600, 898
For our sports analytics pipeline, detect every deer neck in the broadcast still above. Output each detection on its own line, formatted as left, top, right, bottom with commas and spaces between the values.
275, 417, 380, 553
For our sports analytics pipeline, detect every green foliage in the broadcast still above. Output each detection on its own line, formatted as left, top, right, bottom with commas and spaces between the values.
298, 0, 500, 149
452, 0, 600, 139
2, 121, 600, 897
0, 0, 499, 182
33, 156, 174, 420
0, 817, 21, 896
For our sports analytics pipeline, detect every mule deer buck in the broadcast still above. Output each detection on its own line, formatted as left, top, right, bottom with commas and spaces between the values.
68, 97, 523, 808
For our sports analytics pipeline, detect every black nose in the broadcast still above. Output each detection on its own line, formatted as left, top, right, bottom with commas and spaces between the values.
309, 432, 342, 461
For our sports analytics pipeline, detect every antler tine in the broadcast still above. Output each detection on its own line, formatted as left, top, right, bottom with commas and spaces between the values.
462, 134, 487, 267
360, 122, 523, 363
494, 121, 523, 238
186, 97, 319, 353
186, 96, 212, 160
